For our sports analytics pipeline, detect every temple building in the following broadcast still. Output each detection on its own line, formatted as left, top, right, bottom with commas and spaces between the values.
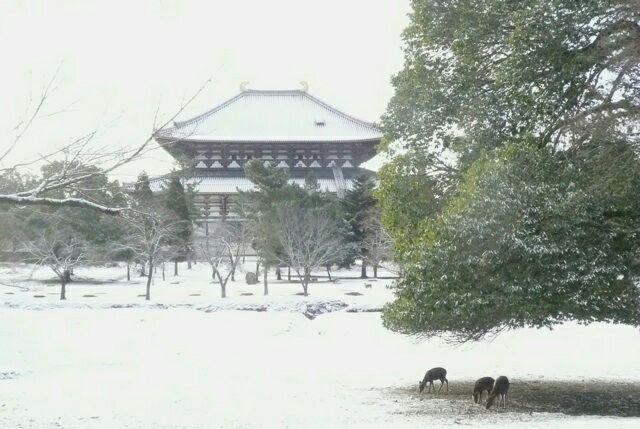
154, 86, 382, 222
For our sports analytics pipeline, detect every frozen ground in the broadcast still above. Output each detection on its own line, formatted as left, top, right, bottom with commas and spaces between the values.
1, 263, 640, 428
0, 262, 396, 312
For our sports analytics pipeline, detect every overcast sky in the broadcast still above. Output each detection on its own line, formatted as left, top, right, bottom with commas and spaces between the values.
0, 0, 411, 180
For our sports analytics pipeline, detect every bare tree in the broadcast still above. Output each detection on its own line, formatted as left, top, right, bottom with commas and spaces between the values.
197, 221, 246, 298
0, 69, 211, 215
23, 232, 87, 300
361, 208, 394, 278
227, 220, 250, 282
116, 209, 180, 300
270, 205, 348, 296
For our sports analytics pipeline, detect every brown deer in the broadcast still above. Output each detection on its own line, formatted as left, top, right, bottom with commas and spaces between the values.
418, 367, 448, 393
485, 376, 509, 410
472, 376, 495, 404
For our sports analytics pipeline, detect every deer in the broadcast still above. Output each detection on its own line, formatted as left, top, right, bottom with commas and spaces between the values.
485, 376, 509, 410
472, 376, 495, 404
418, 367, 448, 393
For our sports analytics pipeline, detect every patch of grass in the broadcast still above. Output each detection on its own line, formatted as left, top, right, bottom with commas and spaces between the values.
240, 292, 254, 296
82, 294, 97, 298
345, 292, 363, 296
388, 379, 640, 418
33, 295, 46, 298
189, 293, 202, 297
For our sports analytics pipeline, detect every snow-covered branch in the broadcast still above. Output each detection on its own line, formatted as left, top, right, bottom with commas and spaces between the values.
1, 74, 212, 215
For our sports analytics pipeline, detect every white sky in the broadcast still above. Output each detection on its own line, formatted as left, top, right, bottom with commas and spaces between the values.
0, 0, 410, 181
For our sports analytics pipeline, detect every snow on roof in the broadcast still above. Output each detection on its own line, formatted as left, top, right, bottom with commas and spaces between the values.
156, 89, 383, 143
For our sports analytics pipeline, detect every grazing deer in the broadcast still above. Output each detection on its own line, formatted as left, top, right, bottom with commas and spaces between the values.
472, 376, 495, 404
485, 376, 509, 410
419, 367, 449, 393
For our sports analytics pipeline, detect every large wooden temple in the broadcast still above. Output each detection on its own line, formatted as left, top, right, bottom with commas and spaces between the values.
154, 86, 382, 222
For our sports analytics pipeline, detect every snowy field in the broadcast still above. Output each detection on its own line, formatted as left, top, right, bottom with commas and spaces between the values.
1, 263, 640, 428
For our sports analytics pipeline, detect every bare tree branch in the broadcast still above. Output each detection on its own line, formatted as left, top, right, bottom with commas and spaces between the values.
1, 74, 212, 215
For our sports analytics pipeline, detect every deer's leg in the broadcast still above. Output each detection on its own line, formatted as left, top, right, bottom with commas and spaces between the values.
445, 378, 449, 393
438, 379, 444, 392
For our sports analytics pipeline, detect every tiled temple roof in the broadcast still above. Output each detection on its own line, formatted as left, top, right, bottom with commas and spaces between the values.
156, 89, 382, 143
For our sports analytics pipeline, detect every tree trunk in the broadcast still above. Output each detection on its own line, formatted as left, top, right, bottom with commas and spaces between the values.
140, 262, 146, 277
255, 260, 260, 276
360, 262, 368, 279
63, 269, 72, 283
373, 264, 378, 278
162, 262, 166, 281
303, 267, 310, 296
287, 267, 291, 282
174, 260, 178, 276
187, 253, 192, 269
326, 266, 332, 282
276, 267, 281, 280
146, 256, 153, 300
263, 264, 269, 296
126, 263, 131, 281
221, 278, 227, 298
60, 278, 66, 300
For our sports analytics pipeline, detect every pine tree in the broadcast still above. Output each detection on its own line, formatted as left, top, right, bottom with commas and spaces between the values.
133, 172, 154, 202
163, 175, 195, 271
341, 173, 376, 277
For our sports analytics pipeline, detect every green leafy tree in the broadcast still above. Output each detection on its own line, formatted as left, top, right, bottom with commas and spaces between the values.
380, 1, 640, 341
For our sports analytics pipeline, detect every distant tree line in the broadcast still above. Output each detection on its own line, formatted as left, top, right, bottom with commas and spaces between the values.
0, 159, 393, 300
0, 165, 197, 300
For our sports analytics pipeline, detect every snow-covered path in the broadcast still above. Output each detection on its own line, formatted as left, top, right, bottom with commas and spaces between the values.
1, 308, 639, 428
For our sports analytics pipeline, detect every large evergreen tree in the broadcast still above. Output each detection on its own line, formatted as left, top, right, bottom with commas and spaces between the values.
163, 175, 195, 268
340, 173, 376, 277
380, 1, 640, 341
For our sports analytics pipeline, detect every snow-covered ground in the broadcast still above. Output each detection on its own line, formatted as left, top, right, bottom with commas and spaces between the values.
0, 262, 395, 312
1, 263, 639, 428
